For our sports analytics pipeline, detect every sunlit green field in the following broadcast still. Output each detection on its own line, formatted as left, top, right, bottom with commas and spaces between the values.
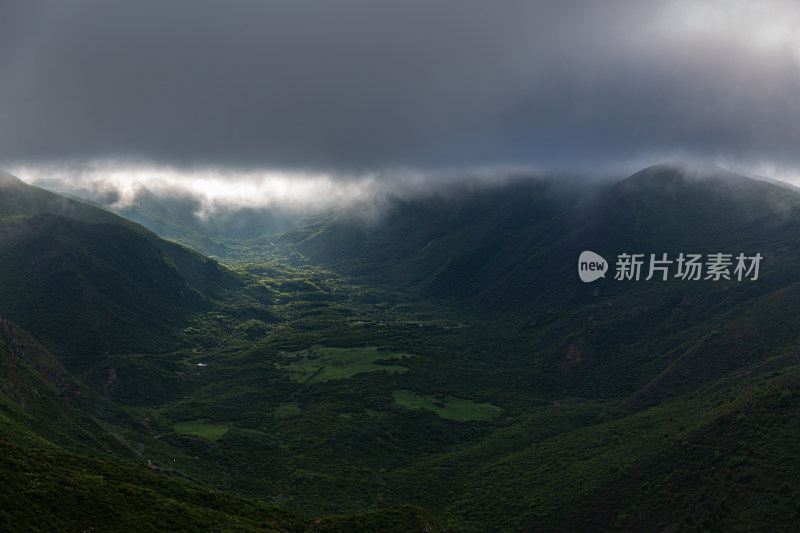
392, 389, 504, 421
173, 419, 231, 441
276, 345, 414, 383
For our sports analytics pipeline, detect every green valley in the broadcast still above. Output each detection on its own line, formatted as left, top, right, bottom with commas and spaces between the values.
3, 164, 800, 531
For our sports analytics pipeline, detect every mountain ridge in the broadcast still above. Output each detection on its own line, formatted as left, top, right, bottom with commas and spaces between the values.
0, 173, 246, 364
5, 162, 800, 530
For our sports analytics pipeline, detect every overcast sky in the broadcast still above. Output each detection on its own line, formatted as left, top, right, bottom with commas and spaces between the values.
3, 0, 800, 190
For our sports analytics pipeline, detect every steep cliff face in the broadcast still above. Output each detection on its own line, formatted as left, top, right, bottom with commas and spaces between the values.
0, 316, 80, 409
0, 316, 144, 457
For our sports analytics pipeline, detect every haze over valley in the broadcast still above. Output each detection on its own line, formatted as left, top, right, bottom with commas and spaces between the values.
3, 2, 800, 531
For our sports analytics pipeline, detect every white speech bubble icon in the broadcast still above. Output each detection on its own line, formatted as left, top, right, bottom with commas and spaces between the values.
578, 251, 608, 282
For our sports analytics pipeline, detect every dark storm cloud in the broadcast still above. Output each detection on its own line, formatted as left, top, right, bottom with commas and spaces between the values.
2, 0, 800, 174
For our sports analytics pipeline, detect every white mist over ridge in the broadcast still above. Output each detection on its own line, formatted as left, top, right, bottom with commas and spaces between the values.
11, 163, 380, 217
10, 157, 800, 227
8, 161, 568, 222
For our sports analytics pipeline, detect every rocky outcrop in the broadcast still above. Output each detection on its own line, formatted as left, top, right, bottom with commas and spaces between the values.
0, 316, 80, 404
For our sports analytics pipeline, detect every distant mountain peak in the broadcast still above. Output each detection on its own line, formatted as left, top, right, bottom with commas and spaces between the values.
630, 160, 731, 180
611, 161, 772, 197
0, 170, 24, 186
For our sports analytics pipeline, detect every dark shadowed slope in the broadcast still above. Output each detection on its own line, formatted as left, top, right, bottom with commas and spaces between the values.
279, 177, 571, 287
0, 172, 241, 359
428, 163, 800, 311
